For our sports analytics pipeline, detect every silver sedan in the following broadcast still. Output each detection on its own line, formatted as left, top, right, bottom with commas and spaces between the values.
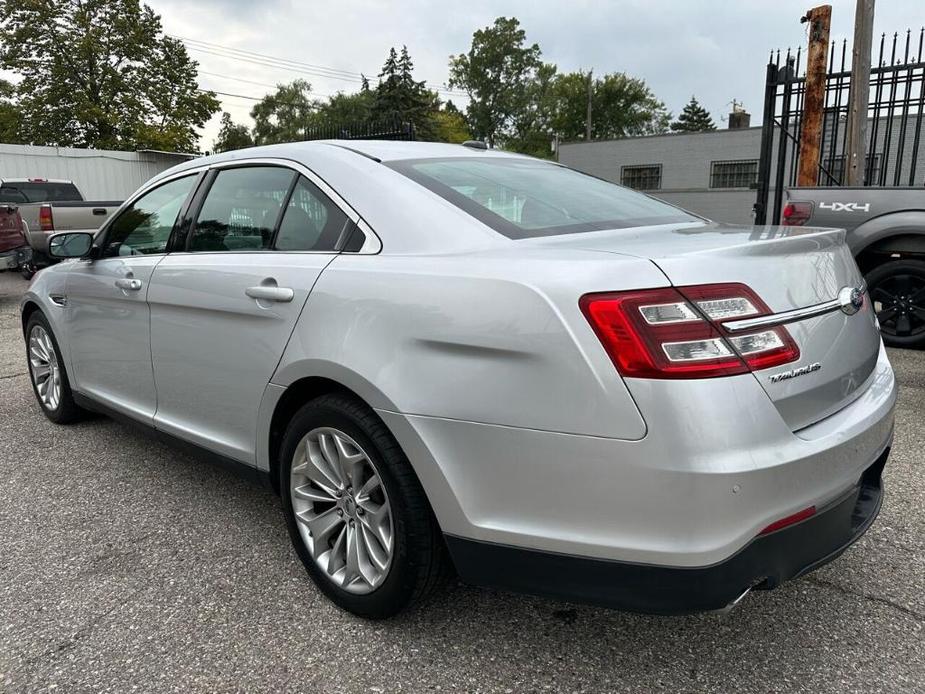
20, 141, 896, 618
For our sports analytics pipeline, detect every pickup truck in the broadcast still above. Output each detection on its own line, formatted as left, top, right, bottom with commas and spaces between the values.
0, 178, 120, 277
782, 186, 925, 348
0, 203, 30, 272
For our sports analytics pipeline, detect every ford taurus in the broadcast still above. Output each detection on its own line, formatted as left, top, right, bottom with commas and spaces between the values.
20, 141, 896, 618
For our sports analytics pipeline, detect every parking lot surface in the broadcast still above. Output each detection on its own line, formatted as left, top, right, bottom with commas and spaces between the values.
0, 270, 923, 693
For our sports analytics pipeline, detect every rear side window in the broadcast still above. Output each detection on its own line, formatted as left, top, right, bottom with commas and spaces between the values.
387, 157, 697, 239
190, 167, 295, 252
275, 176, 349, 252
0, 182, 82, 203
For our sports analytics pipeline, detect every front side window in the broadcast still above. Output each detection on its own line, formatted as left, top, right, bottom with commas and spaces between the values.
103, 175, 197, 257
388, 157, 693, 239
190, 167, 295, 252
275, 176, 349, 252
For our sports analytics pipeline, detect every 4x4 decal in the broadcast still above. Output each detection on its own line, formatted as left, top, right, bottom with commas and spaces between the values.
819, 202, 871, 212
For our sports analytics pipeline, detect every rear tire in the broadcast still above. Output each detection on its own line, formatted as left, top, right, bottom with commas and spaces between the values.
279, 393, 447, 618
865, 259, 925, 349
25, 312, 84, 423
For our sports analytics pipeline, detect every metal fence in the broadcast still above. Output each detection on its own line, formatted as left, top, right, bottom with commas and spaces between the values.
755, 29, 925, 225
300, 118, 416, 142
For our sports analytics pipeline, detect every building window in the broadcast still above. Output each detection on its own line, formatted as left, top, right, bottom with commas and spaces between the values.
621, 165, 662, 191
818, 154, 881, 186
710, 160, 759, 189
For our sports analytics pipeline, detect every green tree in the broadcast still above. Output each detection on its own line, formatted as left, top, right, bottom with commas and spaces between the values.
670, 96, 715, 132
212, 112, 253, 153
250, 79, 317, 145
0, 79, 24, 144
597, 73, 670, 137
312, 90, 375, 130
0, 0, 218, 152
432, 106, 471, 143
448, 17, 542, 147
373, 46, 439, 140
507, 62, 559, 157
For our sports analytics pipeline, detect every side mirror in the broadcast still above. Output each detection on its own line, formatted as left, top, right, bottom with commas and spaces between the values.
48, 232, 95, 259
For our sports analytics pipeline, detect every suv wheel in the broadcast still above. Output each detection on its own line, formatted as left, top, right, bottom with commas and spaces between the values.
25, 312, 84, 423
279, 393, 447, 618
866, 259, 925, 349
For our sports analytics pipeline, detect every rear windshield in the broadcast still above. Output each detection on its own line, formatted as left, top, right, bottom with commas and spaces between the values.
0, 182, 82, 203
387, 157, 697, 239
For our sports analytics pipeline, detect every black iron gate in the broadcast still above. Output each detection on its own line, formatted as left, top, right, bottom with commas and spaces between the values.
300, 117, 415, 142
755, 29, 925, 225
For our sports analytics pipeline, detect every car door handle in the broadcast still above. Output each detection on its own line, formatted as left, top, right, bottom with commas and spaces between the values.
114, 278, 143, 291
92, 208, 108, 216
245, 285, 294, 303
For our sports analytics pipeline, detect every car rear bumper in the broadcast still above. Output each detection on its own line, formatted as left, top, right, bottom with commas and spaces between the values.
445, 446, 888, 614
0, 245, 30, 270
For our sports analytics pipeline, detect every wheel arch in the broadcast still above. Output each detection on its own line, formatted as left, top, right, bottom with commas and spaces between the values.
263, 369, 465, 537
267, 375, 367, 494
20, 299, 42, 335
851, 211, 925, 273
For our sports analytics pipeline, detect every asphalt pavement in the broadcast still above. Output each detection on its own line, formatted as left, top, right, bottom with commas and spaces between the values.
0, 270, 922, 693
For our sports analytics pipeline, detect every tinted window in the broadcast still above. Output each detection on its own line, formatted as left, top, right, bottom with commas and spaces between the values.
0, 187, 26, 204
0, 182, 82, 203
388, 157, 696, 239
275, 176, 349, 252
190, 167, 294, 252
103, 175, 197, 257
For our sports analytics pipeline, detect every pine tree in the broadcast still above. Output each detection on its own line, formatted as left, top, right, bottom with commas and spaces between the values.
373, 45, 438, 139
670, 96, 716, 133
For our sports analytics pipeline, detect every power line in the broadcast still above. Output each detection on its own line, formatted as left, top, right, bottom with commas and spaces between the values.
198, 73, 334, 99
198, 70, 283, 91
177, 35, 373, 80
172, 34, 468, 98
179, 34, 468, 96
199, 88, 334, 104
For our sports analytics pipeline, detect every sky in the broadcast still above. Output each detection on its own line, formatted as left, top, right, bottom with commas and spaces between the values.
147, 0, 922, 149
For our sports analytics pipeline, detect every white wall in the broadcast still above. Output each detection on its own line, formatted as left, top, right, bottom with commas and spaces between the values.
0, 144, 195, 200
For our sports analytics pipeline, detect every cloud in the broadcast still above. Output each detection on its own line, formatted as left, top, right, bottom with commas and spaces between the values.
147, 0, 922, 148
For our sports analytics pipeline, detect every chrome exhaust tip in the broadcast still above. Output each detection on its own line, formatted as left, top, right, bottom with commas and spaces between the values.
711, 585, 754, 615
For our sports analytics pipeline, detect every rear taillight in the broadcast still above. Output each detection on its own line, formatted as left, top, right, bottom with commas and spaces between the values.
38, 204, 54, 232
580, 283, 800, 380
781, 201, 812, 226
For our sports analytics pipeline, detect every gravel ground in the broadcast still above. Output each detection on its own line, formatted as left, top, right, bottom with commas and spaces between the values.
0, 270, 923, 693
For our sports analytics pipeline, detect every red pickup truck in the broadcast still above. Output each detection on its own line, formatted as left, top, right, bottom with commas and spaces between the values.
0, 204, 30, 274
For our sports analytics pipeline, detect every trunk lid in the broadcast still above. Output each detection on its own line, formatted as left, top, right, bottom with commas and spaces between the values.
529, 221, 882, 430
0, 205, 26, 254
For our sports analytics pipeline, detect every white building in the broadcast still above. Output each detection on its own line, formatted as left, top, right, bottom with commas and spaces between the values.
0, 143, 196, 200
558, 115, 925, 225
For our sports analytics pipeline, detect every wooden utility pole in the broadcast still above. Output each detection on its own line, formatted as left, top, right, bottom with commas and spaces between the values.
586, 69, 593, 141
845, 0, 875, 185
797, 5, 832, 187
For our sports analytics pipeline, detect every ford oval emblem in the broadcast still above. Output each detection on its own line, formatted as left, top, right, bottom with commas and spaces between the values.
839, 286, 864, 315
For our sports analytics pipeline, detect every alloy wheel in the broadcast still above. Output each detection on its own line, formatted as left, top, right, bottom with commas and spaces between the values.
289, 427, 394, 594
28, 325, 61, 411
871, 274, 925, 338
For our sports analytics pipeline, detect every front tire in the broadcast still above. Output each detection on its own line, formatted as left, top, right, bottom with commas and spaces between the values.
866, 259, 925, 349
25, 312, 84, 423
279, 393, 446, 618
